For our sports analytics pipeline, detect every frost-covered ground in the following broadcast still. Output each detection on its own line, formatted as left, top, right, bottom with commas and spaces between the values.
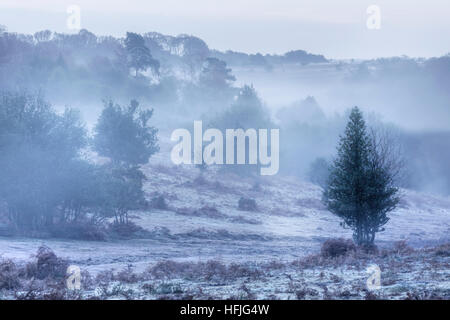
1, 141, 449, 273
0, 142, 449, 299
1, 241, 449, 300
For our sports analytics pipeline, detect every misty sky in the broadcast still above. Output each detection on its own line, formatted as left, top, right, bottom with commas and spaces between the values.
1, 0, 449, 59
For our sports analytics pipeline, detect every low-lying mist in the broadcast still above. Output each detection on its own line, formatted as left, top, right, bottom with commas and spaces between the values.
1, 27, 449, 196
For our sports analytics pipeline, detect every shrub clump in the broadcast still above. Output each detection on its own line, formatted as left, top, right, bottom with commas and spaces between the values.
194, 206, 226, 219
26, 246, 68, 280
49, 222, 107, 241
151, 195, 168, 210
238, 197, 257, 211
114, 264, 141, 283
108, 221, 147, 239
434, 243, 450, 257
148, 259, 263, 282
0, 259, 21, 290
320, 238, 356, 258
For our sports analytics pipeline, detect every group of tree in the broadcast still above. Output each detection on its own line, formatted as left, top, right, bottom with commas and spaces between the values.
211, 49, 328, 69
0, 27, 242, 117
0, 92, 158, 236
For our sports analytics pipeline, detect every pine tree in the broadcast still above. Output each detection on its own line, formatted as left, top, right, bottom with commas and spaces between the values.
323, 107, 399, 246
93, 99, 159, 225
93, 99, 159, 167
124, 32, 159, 77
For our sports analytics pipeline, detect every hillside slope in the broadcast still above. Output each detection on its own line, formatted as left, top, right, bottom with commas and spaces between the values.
0, 146, 449, 274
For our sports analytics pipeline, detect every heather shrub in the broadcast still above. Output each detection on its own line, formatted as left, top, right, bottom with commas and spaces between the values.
148, 259, 263, 282
150, 260, 193, 279
321, 238, 356, 258
108, 221, 146, 239
0, 259, 21, 290
114, 264, 140, 283
434, 243, 450, 257
151, 195, 168, 210
238, 197, 257, 211
358, 243, 379, 255
203, 260, 228, 281
26, 246, 68, 280
405, 289, 449, 300
49, 222, 107, 241
194, 206, 226, 219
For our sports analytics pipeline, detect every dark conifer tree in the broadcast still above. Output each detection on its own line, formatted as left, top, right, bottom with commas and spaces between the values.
323, 107, 399, 246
